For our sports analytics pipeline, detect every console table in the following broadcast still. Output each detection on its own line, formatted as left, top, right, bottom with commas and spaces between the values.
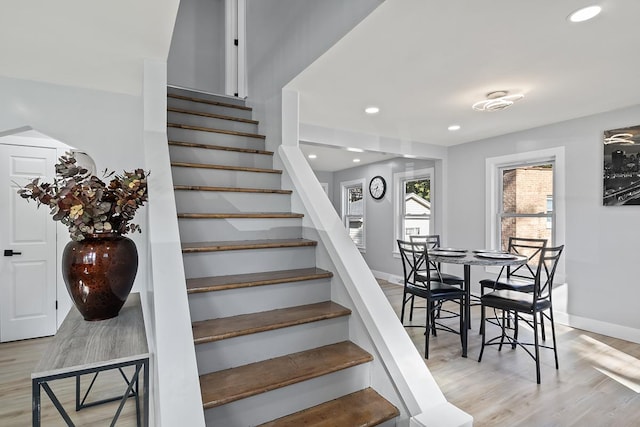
32, 293, 149, 426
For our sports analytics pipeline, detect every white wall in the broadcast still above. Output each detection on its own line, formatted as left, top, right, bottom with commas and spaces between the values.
331, 158, 436, 279
246, 0, 383, 153
168, 0, 226, 94
446, 104, 640, 341
0, 76, 149, 322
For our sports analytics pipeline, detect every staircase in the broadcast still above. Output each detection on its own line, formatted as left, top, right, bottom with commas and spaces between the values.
167, 87, 399, 426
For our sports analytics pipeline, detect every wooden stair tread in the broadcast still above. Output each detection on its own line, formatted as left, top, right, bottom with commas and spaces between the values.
199, 341, 373, 409
174, 185, 292, 194
167, 107, 259, 124
178, 212, 303, 219
169, 140, 273, 155
168, 93, 252, 111
257, 388, 399, 427
186, 267, 333, 293
168, 123, 265, 139
171, 162, 282, 174
182, 238, 317, 253
192, 301, 350, 344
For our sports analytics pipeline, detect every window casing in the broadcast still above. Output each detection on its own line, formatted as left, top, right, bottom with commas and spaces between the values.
393, 168, 433, 253
341, 179, 365, 250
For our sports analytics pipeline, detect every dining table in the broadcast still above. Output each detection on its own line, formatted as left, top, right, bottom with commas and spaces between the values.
428, 248, 527, 358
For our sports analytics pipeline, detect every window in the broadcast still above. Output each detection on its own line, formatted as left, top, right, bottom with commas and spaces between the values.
498, 162, 554, 249
341, 179, 365, 249
394, 168, 433, 251
403, 178, 431, 241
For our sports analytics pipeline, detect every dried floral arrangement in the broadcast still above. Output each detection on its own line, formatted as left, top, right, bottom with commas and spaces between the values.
18, 152, 149, 241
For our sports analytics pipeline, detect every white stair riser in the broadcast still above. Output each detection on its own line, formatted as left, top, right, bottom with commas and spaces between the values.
188, 279, 330, 321
168, 111, 258, 134
203, 365, 371, 427
168, 127, 265, 150
167, 97, 254, 120
182, 246, 317, 277
168, 87, 248, 107
195, 317, 349, 373
171, 167, 282, 189
178, 218, 302, 242
169, 145, 272, 169
174, 191, 291, 214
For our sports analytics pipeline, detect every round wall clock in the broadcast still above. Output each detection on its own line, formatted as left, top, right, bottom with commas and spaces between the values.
369, 175, 386, 200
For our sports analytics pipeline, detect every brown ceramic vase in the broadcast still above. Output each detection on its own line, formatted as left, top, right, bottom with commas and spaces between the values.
62, 232, 138, 321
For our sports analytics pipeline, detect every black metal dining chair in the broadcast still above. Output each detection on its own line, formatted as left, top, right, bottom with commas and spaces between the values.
397, 239, 466, 359
479, 237, 547, 334
478, 245, 564, 384
409, 235, 464, 287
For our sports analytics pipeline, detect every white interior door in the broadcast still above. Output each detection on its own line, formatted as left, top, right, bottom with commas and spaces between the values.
0, 144, 57, 342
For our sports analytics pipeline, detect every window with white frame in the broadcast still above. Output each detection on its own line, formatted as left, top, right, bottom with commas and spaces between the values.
341, 179, 365, 249
394, 168, 433, 249
498, 162, 554, 250
486, 148, 565, 261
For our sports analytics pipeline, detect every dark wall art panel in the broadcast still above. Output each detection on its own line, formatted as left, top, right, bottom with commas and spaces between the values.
603, 124, 640, 205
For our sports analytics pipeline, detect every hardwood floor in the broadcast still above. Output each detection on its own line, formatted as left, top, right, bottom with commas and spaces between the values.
0, 336, 138, 426
379, 279, 640, 427
3, 282, 640, 426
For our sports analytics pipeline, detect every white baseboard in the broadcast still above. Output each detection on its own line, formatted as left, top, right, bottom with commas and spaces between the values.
371, 269, 403, 286
554, 311, 640, 345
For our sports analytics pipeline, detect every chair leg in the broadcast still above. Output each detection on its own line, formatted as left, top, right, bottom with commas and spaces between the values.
425, 301, 431, 359
400, 292, 407, 323
512, 312, 518, 350
478, 304, 486, 362
430, 302, 437, 337
549, 308, 559, 370
460, 297, 466, 356
533, 310, 541, 384
498, 310, 507, 352
540, 312, 547, 341
409, 295, 415, 321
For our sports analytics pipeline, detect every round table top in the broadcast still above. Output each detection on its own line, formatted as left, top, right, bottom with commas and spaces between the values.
428, 249, 528, 266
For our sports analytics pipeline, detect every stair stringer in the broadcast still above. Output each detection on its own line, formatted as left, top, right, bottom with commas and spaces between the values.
278, 144, 474, 427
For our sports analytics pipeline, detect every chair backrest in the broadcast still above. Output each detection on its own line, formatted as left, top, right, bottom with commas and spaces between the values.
409, 235, 440, 249
534, 245, 564, 302
409, 235, 445, 280
506, 237, 548, 280
397, 239, 431, 288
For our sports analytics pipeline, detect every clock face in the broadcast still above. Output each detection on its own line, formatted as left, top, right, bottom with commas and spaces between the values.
369, 176, 386, 200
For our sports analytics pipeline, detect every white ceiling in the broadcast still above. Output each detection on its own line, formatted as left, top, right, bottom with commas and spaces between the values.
287, 0, 640, 147
299, 142, 399, 172
0, 1, 179, 95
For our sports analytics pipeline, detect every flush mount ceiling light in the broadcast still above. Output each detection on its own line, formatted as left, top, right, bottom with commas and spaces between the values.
353, 158, 361, 163
364, 106, 380, 114
347, 147, 364, 152
472, 90, 524, 112
308, 154, 317, 159
448, 124, 461, 131
568, 5, 602, 23
604, 133, 634, 145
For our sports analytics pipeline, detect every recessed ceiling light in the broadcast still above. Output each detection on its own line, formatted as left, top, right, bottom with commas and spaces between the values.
403, 154, 417, 159
448, 125, 461, 131
364, 106, 380, 114
472, 90, 524, 112
308, 154, 317, 159
347, 147, 364, 152
353, 158, 361, 163
568, 5, 602, 23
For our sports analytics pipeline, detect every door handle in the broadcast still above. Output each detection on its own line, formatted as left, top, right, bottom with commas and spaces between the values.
4, 249, 22, 257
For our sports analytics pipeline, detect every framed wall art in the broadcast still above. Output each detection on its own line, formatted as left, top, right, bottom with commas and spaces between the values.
603, 124, 640, 205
